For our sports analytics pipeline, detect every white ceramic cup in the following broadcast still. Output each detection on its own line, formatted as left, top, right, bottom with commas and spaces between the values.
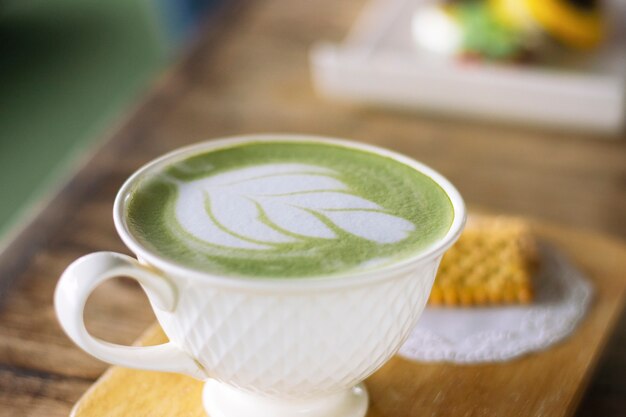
55, 135, 466, 417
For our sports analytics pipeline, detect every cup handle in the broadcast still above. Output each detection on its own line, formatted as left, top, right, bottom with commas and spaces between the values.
54, 252, 207, 380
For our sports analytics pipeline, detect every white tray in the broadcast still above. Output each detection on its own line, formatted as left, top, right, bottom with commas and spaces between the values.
310, 0, 626, 135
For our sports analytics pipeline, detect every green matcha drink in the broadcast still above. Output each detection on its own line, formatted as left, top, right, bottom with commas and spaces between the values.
125, 140, 454, 278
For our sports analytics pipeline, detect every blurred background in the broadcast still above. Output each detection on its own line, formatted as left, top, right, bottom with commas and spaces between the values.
1, 0, 624, 244
2, 0, 624, 245
0, 0, 216, 240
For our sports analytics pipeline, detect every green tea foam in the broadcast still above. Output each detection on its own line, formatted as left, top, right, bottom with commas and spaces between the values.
126, 141, 454, 278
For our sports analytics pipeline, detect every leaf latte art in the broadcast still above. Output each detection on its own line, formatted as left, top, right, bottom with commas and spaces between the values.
126, 141, 454, 278
175, 164, 416, 250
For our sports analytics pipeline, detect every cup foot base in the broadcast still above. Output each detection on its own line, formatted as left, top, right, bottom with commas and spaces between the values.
202, 379, 368, 417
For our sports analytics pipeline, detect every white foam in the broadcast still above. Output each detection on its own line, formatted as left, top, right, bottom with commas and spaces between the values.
321, 210, 415, 244
259, 201, 337, 239
264, 192, 381, 210
205, 163, 333, 186
208, 193, 297, 243
216, 174, 347, 196
173, 163, 416, 250
175, 185, 270, 250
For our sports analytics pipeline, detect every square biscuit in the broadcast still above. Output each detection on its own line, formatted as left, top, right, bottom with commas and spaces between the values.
429, 215, 538, 306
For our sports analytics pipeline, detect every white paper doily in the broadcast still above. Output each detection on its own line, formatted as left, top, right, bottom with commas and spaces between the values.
399, 244, 593, 363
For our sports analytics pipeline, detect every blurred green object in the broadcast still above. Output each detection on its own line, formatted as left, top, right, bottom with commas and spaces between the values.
0, 0, 167, 240
459, 2, 523, 60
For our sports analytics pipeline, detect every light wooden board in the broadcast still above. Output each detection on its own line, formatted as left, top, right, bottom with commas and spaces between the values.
71, 222, 626, 417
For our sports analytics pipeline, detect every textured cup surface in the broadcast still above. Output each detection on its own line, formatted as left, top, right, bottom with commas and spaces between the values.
150, 259, 440, 398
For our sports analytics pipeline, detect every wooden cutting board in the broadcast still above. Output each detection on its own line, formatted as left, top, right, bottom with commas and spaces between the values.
71, 222, 626, 417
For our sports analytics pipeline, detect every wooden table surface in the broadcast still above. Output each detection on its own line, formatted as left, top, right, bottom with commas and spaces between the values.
0, 0, 624, 416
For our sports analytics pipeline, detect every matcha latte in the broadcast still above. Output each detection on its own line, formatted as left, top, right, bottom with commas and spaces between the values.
125, 140, 454, 278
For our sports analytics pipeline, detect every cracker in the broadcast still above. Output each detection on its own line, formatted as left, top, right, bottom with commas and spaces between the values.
429, 215, 537, 306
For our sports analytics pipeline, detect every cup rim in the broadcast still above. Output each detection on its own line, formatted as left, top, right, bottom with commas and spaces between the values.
113, 134, 466, 290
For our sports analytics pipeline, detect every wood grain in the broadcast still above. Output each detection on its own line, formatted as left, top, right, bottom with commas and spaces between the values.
0, 0, 625, 415
70, 223, 626, 417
